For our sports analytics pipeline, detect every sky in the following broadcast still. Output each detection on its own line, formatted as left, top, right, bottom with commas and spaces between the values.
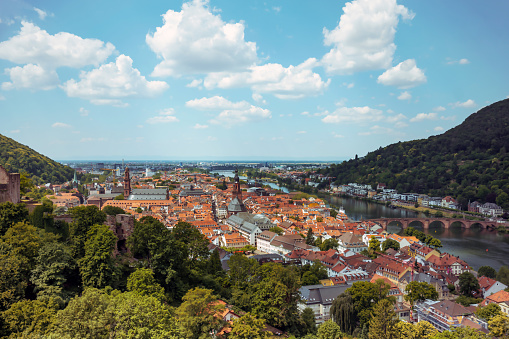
1, 0, 508, 161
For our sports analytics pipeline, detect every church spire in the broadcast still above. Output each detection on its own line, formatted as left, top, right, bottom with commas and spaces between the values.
123, 167, 131, 199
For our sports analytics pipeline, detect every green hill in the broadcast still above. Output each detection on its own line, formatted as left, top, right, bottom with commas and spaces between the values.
320, 98, 509, 209
0, 133, 73, 184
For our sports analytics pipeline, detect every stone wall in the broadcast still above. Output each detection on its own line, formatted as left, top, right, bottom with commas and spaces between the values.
0, 165, 20, 204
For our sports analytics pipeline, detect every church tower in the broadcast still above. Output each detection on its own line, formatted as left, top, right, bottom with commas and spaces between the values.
232, 169, 242, 200
124, 167, 131, 199
227, 168, 246, 216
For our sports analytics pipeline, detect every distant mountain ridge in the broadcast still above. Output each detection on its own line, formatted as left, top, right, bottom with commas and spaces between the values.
320, 98, 509, 209
0, 133, 73, 184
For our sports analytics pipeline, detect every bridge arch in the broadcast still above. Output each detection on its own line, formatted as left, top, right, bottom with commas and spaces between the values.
428, 220, 447, 229
448, 220, 467, 229
408, 220, 425, 229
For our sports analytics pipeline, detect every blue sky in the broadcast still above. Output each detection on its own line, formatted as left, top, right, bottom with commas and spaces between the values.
1, 0, 508, 161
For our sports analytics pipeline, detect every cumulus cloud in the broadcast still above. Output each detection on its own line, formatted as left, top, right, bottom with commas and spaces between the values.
397, 91, 411, 100
386, 113, 407, 123
186, 95, 270, 126
204, 58, 330, 99
2, 64, 59, 90
146, 108, 179, 124
0, 21, 114, 69
377, 59, 426, 89
321, 0, 414, 74
322, 106, 384, 124
62, 55, 169, 106
146, 0, 257, 77
409, 112, 437, 122
10, 130, 20, 133
451, 99, 476, 109
52, 122, 71, 128
433, 106, 446, 112
434, 126, 444, 132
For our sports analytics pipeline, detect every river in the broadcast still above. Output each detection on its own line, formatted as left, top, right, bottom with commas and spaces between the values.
211, 170, 290, 193
325, 195, 509, 271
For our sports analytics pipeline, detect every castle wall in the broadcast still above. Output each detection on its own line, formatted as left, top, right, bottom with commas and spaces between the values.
0, 166, 20, 204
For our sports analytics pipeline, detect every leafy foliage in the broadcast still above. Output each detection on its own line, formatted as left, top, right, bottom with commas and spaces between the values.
404, 281, 439, 305
476, 303, 502, 321
458, 271, 480, 296
319, 99, 509, 209
0, 133, 74, 184
478, 265, 497, 279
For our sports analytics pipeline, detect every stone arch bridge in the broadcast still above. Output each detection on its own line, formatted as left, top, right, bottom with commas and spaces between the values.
369, 217, 508, 230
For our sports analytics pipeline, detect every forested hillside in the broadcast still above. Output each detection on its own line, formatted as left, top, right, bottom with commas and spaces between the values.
320, 98, 509, 209
0, 133, 73, 184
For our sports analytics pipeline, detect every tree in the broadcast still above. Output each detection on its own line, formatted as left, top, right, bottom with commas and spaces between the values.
207, 248, 223, 276
497, 266, 509, 286
433, 326, 490, 338
53, 288, 112, 338
488, 314, 509, 338
302, 271, 320, 286
427, 237, 443, 249
78, 224, 117, 289
368, 299, 398, 339
476, 303, 502, 322
0, 244, 26, 311
301, 307, 317, 335
269, 226, 284, 235
176, 287, 225, 339
369, 237, 381, 253
319, 238, 339, 251
127, 268, 166, 301
31, 242, 75, 304
348, 280, 393, 326
3, 298, 58, 337
306, 228, 314, 246
127, 216, 170, 263
330, 291, 357, 335
0, 202, 29, 236
382, 238, 400, 252
404, 281, 439, 305
69, 205, 106, 259
478, 265, 497, 279
317, 319, 342, 339
458, 271, 480, 296
229, 313, 269, 339
395, 321, 437, 339
102, 205, 125, 216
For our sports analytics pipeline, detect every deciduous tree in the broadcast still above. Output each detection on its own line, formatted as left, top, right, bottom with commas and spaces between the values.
458, 271, 480, 296
404, 281, 439, 305
368, 299, 398, 339
229, 313, 269, 339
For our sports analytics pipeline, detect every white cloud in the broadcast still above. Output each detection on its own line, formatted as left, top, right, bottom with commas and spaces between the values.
204, 58, 330, 99
146, 0, 257, 77
397, 91, 411, 100
52, 122, 71, 128
386, 113, 407, 123
451, 99, 476, 109
146, 108, 179, 124
409, 112, 437, 122
433, 106, 446, 112
434, 126, 444, 132
193, 123, 209, 129
321, 0, 414, 74
10, 129, 20, 133
186, 79, 203, 88
207, 136, 218, 141
79, 107, 89, 116
186, 95, 270, 126
322, 106, 384, 124
62, 55, 169, 106
447, 58, 470, 65
252, 93, 267, 105
186, 96, 249, 110
2, 64, 59, 90
297, 131, 307, 134
33, 8, 48, 20
394, 121, 408, 128
0, 21, 114, 69
377, 59, 427, 89
332, 132, 345, 138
